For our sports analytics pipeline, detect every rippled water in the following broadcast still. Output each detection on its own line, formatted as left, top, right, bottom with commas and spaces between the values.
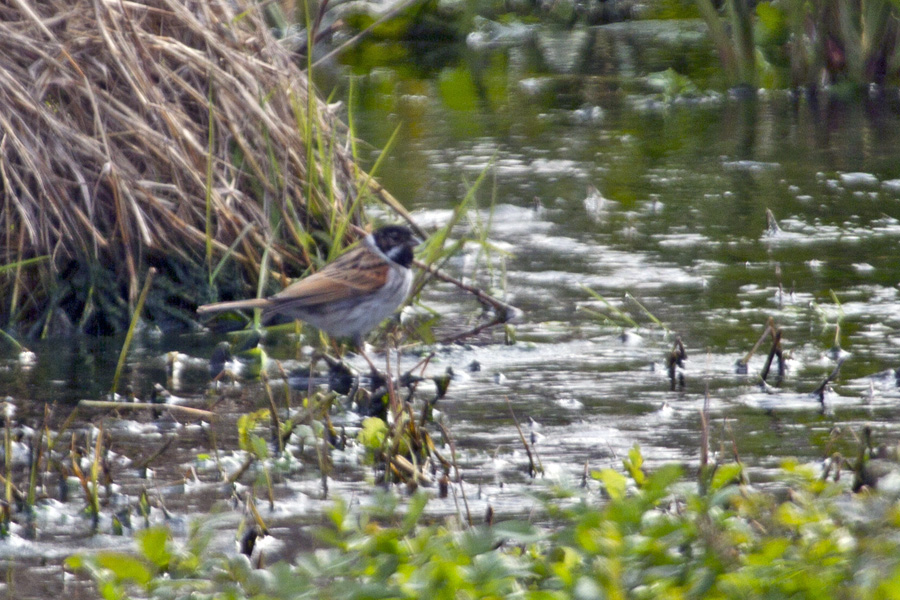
346, 20, 900, 498
4, 19, 900, 598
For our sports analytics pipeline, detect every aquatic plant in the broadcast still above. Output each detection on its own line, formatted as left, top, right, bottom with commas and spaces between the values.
696, 0, 900, 91
69, 444, 900, 599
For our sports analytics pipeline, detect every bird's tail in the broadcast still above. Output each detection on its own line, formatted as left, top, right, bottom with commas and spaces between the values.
197, 298, 269, 314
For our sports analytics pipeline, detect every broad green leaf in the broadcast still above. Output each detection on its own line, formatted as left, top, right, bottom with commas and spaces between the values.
643, 464, 683, 499
95, 552, 152, 584
358, 417, 388, 450
711, 462, 744, 491
624, 444, 645, 486
251, 433, 269, 459
138, 527, 172, 569
491, 520, 543, 544
596, 468, 627, 500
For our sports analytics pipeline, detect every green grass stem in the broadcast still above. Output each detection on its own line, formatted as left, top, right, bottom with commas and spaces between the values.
111, 267, 157, 395
581, 285, 639, 329
25, 405, 48, 508
209, 223, 255, 285
205, 81, 216, 275
0, 255, 49, 276
0, 328, 24, 352
624, 292, 671, 334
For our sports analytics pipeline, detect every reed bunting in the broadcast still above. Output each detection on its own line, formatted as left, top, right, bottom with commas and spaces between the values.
197, 225, 420, 346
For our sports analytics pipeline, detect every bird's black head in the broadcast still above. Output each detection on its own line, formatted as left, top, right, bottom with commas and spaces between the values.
372, 225, 420, 268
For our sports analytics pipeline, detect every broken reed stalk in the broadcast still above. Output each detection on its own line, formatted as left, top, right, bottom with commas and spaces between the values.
3, 407, 11, 525
315, 402, 330, 498
274, 361, 294, 413
698, 383, 712, 494
225, 455, 255, 485
77, 400, 214, 419
246, 497, 270, 540
505, 397, 541, 478
89, 425, 104, 527
667, 337, 686, 390
725, 422, 748, 485
111, 267, 157, 395
68, 434, 96, 527
700, 385, 710, 468
0, 472, 25, 507
759, 328, 783, 382
812, 358, 846, 405
262, 461, 275, 511
47, 406, 80, 458
133, 437, 175, 471
261, 373, 284, 455
415, 259, 521, 342
738, 317, 776, 368
437, 421, 472, 526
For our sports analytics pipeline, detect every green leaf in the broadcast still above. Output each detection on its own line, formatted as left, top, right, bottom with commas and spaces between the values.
756, 1, 787, 35
358, 417, 388, 450
95, 552, 153, 585
596, 468, 627, 500
326, 498, 348, 532
624, 444, 645, 486
402, 491, 428, 532
643, 464, 683, 500
491, 520, 543, 544
711, 463, 744, 491
98, 580, 125, 600
237, 409, 270, 451
137, 527, 172, 569
237, 346, 267, 378
251, 433, 269, 459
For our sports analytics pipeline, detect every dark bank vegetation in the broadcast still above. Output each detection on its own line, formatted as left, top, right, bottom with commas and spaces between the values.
696, 0, 900, 91
319, 0, 900, 97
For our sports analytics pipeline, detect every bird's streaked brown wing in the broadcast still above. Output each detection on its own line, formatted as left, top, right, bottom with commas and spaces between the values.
267, 246, 389, 309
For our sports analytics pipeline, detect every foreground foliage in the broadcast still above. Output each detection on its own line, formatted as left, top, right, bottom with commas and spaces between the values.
71, 448, 900, 599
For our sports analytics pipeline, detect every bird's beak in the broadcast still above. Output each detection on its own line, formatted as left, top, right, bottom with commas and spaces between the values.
411, 235, 424, 247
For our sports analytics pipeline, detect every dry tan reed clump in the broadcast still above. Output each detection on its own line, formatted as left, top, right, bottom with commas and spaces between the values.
0, 0, 399, 336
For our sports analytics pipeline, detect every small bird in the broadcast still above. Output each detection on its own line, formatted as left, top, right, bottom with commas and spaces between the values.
197, 225, 420, 350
